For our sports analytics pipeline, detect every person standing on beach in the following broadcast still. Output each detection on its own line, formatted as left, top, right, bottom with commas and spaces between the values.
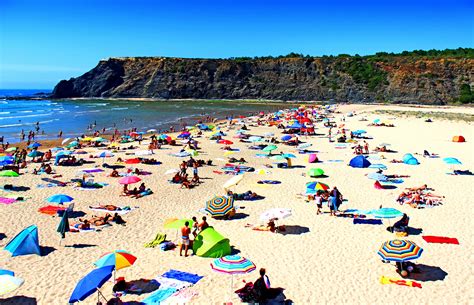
180, 221, 191, 257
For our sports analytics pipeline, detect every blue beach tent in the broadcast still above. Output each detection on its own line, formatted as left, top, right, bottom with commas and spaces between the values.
349, 155, 371, 168
404, 157, 420, 165
402, 153, 414, 163
4, 225, 41, 257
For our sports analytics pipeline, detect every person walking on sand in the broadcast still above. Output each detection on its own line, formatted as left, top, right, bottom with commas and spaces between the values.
363, 141, 369, 154
191, 216, 199, 238
180, 221, 191, 257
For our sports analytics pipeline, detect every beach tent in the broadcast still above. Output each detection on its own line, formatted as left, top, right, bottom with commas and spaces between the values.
192, 227, 231, 258
452, 136, 466, 143
349, 155, 371, 168
404, 157, 420, 165
4, 225, 41, 257
308, 154, 318, 163
402, 154, 414, 163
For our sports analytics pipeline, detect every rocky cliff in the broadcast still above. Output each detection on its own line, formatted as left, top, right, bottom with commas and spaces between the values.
52, 51, 474, 104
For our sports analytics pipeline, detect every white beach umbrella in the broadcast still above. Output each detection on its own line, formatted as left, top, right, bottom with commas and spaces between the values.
223, 174, 244, 190
61, 138, 71, 145
135, 150, 153, 156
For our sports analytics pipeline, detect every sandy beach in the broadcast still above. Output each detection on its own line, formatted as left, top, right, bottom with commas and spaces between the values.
0, 103, 473, 305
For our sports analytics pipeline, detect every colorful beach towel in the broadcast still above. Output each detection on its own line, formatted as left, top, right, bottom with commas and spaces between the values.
162, 270, 203, 284
353, 219, 383, 225
380, 276, 422, 288
162, 288, 198, 305
422, 236, 459, 245
38, 205, 65, 215
89, 207, 134, 215
144, 233, 167, 248
154, 276, 192, 291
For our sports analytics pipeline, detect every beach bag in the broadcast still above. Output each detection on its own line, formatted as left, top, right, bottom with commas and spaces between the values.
4, 184, 13, 190
396, 232, 408, 237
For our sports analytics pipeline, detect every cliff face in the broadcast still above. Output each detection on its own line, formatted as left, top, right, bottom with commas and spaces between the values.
52, 56, 474, 104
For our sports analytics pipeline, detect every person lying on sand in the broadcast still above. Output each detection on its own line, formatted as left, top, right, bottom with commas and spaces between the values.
390, 159, 404, 163
406, 184, 431, 192
90, 204, 122, 211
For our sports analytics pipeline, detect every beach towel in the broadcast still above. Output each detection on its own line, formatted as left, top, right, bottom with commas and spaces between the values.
162, 288, 198, 305
142, 288, 177, 304
386, 179, 404, 184
0, 197, 16, 205
162, 270, 203, 284
353, 219, 383, 225
154, 276, 192, 290
212, 171, 223, 175
380, 276, 422, 288
41, 178, 67, 186
160, 241, 175, 251
257, 180, 281, 184
422, 236, 459, 245
144, 233, 167, 248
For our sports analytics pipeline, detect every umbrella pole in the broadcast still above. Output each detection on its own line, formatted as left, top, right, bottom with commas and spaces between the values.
229, 274, 233, 302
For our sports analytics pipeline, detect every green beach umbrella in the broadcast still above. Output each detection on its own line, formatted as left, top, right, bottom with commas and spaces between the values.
27, 150, 44, 158
0, 170, 19, 177
5, 147, 17, 152
270, 155, 286, 161
308, 168, 325, 177
262, 145, 277, 152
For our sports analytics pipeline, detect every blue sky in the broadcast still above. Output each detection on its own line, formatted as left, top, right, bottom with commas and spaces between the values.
0, 0, 472, 89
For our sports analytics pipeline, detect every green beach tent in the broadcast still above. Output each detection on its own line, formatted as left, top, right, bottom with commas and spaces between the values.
192, 227, 231, 258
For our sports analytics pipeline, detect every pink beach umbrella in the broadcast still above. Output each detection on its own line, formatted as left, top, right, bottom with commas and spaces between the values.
118, 176, 141, 185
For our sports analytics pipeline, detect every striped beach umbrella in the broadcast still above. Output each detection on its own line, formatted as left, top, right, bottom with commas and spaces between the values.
94, 250, 137, 271
211, 255, 256, 274
211, 255, 256, 300
378, 240, 423, 262
306, 181, 329, 191
205, 196, 234, 217
0, 274, 24, 296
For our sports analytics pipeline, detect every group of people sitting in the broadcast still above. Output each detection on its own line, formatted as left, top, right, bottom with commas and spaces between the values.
33, 162, 53, 175
58, 156, 84, 166
73, 212, 126, 230
122, 183, 153, 198
227, 190, 263, 201
396, 184, 444, 208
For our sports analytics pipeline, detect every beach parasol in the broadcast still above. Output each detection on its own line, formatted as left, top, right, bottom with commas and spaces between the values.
219, 139, 234, 145
92, 137, 106, 142
369, 164, 388, 170
205, 196, 234, 217
0, 273, 24, 296
211, 255, 256, 300
96, 151, 114, 158
5, 147, 17, 152
57, 210, 70, 242
248, 136, 262, 143
164, 218, 195, 229
51, 147, 64, 152
125, 158, 141, 164
263, 132, 274, 138
0, 269, 14, 276
281, 135, 292, 141
47, 194, 74, 205
27, 142, 41, 149
135, 150, 153, 156
0, 156, 14, 163
262, 145, 277, 152
371, 208, 403, 219
260, 208, 292, 222
0, 170, 19, 177
68, 265, 114, 303
443, 157, 462, 165
94, 250, 137, 271
297, 143, 312, 150
281, 153, 296, 159
67, 141, 79, 148
27, 150, 44, 158
61, 138, 71, 145
270, 155, 286, 161
308, 168, 324, 177
118, 176, 141, 185
306, 181, 330, 192
378, 240, 423, 262
223, 174, 244, 190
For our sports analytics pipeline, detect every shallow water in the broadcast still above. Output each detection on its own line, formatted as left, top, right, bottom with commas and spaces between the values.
0, 98, 290, 142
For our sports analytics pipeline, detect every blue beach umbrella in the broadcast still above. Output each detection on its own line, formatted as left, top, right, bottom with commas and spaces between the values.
51, 147, 64, 152
353, 130, 367, 134
56, 150, 72, 157
248, 136, 262, 143
404, 157, 419, 165
28, 142, 41, 149
47, 194, 74, 205
69, 265, 114, 303
281, 135, 292, 141
443, 158, 462, 165
281, 153, 296, 159
402, 153, 414, 163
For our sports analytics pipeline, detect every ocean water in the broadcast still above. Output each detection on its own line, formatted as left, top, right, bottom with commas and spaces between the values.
0, 91, 290, 142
